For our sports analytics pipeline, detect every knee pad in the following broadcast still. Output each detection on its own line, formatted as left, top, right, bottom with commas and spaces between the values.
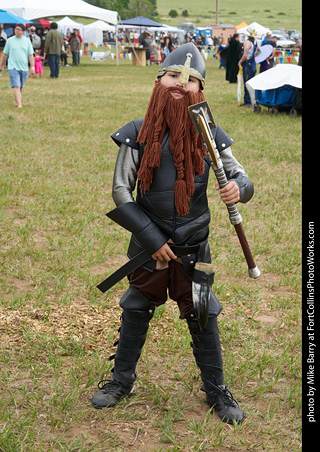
120, 285, 154, 317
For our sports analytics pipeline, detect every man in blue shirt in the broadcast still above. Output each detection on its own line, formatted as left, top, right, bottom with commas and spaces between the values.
0, 24, 35, 108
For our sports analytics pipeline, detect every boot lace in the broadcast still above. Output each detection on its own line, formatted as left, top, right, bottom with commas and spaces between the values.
218, 386, 239, 407
205, 380, 239, 407
97, 379, 129, 396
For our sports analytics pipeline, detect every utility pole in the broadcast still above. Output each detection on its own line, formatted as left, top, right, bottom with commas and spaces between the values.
216, 0, 219, 24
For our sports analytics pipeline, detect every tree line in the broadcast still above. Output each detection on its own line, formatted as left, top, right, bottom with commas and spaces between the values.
84, 0, 159, 20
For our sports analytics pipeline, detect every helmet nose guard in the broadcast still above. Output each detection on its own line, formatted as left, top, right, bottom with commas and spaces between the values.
158, 43, 206, 89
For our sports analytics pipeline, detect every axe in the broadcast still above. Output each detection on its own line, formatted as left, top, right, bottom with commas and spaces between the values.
188, 101, 260, 280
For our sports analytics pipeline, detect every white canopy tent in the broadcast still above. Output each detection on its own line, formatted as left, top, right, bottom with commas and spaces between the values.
56, 16, 84, 39
149, 24, 181, 33
0, 0, 117, 24
237, 21, 271, 43
147, 24, 185, 44
83, 20, 115, 46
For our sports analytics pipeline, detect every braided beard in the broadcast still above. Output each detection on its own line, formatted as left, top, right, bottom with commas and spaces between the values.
137, 79, 206, 216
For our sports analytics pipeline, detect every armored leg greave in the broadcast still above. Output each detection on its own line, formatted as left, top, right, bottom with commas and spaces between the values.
187, 314, 244, 424
111, 307, 154, 386
92, 286, 154, 408
187, 314, 224, 389
108, 285, 154, 385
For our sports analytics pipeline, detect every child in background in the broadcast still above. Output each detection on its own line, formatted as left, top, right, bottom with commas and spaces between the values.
133, 31, 139, 46
60, 36, 69, 67
34, 50, 43, 78
156, 45, 161, 65
70, 32, 80, 66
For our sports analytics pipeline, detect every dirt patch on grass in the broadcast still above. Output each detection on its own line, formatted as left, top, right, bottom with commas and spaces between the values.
0, 274, 301, 451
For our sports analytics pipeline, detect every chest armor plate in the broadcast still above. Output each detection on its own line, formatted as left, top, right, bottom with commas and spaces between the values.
136, 129, 211, 245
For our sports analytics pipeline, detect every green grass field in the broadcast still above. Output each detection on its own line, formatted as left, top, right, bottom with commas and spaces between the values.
156, 0, 302, 31
59, 0, 302, 33
0, 54, 302, 452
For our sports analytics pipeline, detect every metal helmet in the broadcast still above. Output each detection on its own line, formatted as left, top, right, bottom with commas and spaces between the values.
158, 43, 206, 89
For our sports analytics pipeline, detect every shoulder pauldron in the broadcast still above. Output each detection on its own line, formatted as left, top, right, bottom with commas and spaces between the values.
111, 119, 144, 150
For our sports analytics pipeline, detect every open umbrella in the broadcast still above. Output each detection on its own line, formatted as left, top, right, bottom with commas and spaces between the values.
25, 18, 51, 29
255, 44, 273, 63
0, 9, 31, 24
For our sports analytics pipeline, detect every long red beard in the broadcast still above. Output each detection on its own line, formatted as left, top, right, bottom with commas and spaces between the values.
137, 79, 206, 216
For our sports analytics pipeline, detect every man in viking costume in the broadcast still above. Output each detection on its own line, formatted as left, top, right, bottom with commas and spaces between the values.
92, 43, 254, 424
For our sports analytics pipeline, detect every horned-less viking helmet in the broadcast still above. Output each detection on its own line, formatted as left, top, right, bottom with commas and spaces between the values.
158, 43, 206, 89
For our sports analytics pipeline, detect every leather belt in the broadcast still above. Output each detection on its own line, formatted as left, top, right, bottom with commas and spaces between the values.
169, 243, 200, 257
97, 243, 200, 293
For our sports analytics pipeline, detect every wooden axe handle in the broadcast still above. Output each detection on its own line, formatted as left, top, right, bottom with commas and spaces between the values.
195, 108, 260, 279
234, 223, 260, 278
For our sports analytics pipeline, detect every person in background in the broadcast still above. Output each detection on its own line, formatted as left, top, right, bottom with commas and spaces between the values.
266, 35, 278, 68
28, 26, 41, 52
207, 34, 213, 50
70, 32, 80, 66
39, 28, 46, 57
134, 30, 139, 46
60, 36, 69, 67
34, 49, 43, 78
226, 33, 241, 83
196, 34, 203, 50
139, 31, 151, 65
238, 27, 258, 107
261, 31, 271, 46
0, 24, 35, 108
218, 39, 228, 69
0, 23, 7, 65
156, 45, 162, 65
68, 28, 82, 65
259, 33, 277, 73
43, 22, 63, 78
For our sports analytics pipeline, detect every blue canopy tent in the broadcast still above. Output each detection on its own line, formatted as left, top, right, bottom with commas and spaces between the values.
119, 16, 162, 27
0, 9, 32, 24
117, 16, 163, 66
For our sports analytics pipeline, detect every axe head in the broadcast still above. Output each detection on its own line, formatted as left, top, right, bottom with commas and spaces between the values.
189, 101, 219, 168
188, 101, 216, 133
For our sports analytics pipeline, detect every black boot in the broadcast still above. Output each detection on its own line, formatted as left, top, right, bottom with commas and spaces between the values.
187, 315, 244, 424
205, 382, 244, 424
92, 307, 154, 408
91, 379, 133, 408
